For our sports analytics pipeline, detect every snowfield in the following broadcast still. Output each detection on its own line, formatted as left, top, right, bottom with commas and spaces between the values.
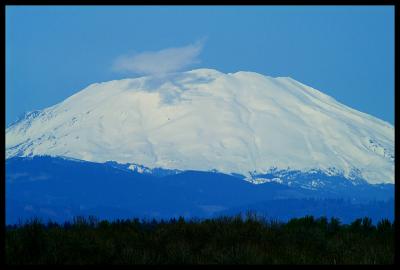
6, 68, 394, 184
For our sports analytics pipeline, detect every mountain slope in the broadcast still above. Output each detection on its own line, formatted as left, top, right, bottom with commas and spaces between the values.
6, 156, 394, 224
6, 69, 394, 184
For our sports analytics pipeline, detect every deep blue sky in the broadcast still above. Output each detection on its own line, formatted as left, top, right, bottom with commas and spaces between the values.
6, 6, 394, 126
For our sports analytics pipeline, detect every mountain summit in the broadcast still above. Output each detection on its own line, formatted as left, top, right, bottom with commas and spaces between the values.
6, 69, 394, 184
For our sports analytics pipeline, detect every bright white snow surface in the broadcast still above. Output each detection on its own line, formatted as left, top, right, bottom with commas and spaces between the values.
6, 69, 394, 184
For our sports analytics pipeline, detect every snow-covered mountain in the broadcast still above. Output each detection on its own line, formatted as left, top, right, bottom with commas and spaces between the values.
6, 68, 394, 184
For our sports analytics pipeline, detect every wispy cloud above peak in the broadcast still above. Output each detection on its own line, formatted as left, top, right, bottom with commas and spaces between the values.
113, 39, 205, 76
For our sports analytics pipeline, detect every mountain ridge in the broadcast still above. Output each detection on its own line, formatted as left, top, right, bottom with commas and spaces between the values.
6, 156, 394, 224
